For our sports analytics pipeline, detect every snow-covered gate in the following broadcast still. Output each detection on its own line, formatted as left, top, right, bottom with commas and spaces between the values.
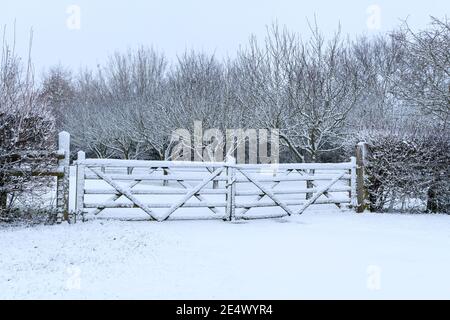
73, 152, 357, 222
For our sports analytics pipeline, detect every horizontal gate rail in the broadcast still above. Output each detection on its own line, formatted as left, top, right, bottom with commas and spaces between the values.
82, 173, 350, 182
84, 198, 351, 209
76, 159, 225, 168
83, 186, 351, 195
235, 162, 354, 170
84, 201, 229, 208
234, 174, 351, 183
83, 173, 229, 181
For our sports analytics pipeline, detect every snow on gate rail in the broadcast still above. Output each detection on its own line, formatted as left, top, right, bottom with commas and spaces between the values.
73, 152, 357, 222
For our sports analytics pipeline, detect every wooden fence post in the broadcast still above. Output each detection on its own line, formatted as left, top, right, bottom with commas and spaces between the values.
225, 156, 236, 221
56, 131, 70, 223
355, 142, 369, 213
350, 156, 357, 208
75, 151, 86, 222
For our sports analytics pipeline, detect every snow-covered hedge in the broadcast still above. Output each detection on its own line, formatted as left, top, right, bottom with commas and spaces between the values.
0, 112, 56, 216
362, 133, 449, 213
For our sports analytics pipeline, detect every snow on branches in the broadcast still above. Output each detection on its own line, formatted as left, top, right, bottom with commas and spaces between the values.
363, 133, 449, 213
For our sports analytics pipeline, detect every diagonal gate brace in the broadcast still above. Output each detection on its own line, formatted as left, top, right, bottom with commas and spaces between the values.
238, 169, 294, 217
160, 167, 225, 221
295, 171, 346, 215
89, 167, 159, 221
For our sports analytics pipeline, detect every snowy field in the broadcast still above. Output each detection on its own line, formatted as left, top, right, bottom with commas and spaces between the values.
1, 208, 450, 299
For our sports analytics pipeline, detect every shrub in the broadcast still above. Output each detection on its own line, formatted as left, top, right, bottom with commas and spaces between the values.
362, 133, 449, 213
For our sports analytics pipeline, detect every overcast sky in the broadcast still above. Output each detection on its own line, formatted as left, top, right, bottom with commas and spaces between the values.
1, 0, 449, 76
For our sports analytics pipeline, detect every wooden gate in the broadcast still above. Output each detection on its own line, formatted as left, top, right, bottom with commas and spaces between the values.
74, 152, 357, 222
231, 162, 355, 220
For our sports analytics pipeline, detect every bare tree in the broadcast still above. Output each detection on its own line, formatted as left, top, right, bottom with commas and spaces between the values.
164, 52, 236, 161
393, 16, 450, 128
235, 22, 363, 162
349, 34, 405, 133
40, 65, 75, 128
63, 47, 168, 159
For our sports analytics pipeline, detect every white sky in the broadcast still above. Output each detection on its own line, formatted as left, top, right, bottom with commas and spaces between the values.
1, 0, 449, 76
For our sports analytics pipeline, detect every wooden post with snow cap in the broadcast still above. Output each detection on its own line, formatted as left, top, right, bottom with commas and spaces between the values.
355, 142, 369, 213
75, 151, 86, 222
56, 131, 70, 223
225, 156, 236, 221
350, 156, 357, 209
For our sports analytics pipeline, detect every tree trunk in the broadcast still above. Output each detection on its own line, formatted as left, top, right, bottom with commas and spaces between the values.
163, 168, 169, 187
279, 135, 305, 163
0, 192, 7, 210
0, 181, 7, 213
427, 183, 438, 213
305, 150, 317, 200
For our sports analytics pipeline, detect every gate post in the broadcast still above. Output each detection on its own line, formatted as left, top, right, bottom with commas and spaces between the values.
56, 131, 70, 223
350, 156, 357, 208
75, 151, 86, 222
355, 142, 369, 213
225, 156, 236, 221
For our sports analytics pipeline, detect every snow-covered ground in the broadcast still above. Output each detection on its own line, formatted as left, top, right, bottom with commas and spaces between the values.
1, 209, 449, 299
